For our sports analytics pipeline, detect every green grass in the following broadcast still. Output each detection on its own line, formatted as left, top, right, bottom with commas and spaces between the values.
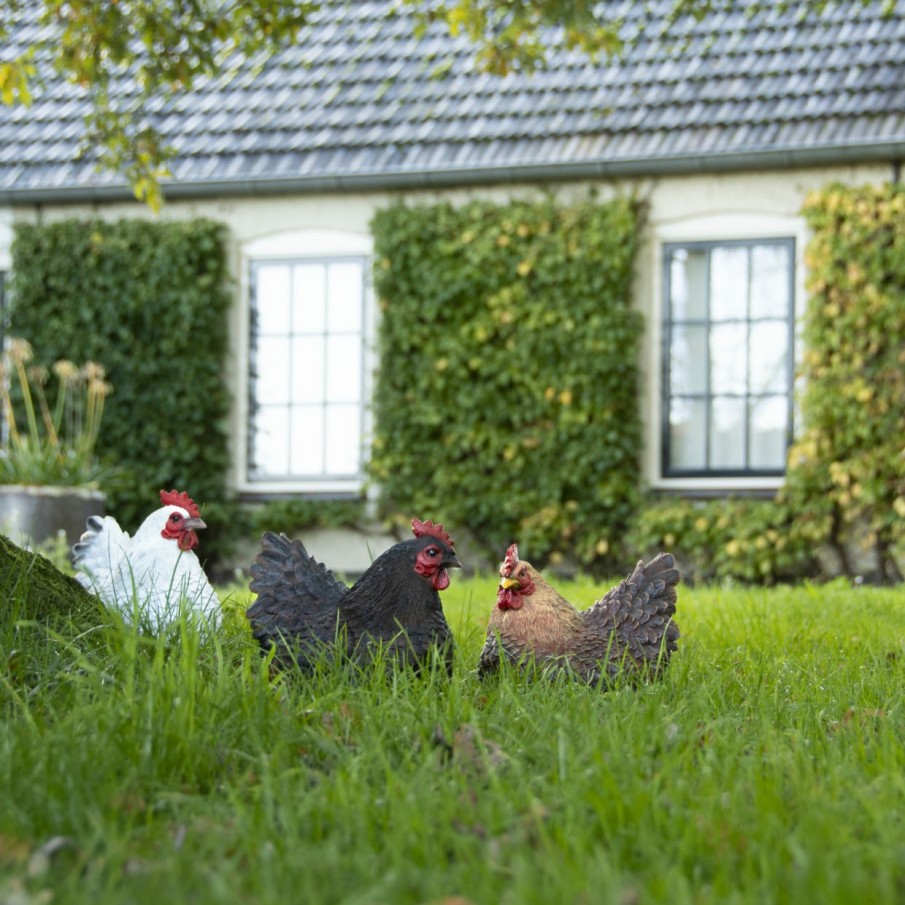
3, 574, 905, 904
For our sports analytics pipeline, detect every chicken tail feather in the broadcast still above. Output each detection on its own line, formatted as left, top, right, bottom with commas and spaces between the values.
246, 532, 349, 657
586, 552, 680, 670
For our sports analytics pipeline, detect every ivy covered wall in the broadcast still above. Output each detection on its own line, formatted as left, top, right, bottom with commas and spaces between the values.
9, 219, 232, 542
783, 183, 905, 582
4, 184, 900, 585
370, 195, 644, 572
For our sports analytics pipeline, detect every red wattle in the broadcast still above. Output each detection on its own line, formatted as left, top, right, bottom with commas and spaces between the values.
497, 588, 523, 610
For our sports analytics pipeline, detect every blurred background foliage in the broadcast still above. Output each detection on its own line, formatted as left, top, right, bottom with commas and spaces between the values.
370, 194, 643, 574
5, 183, 902, 583
8, 218, 233, 557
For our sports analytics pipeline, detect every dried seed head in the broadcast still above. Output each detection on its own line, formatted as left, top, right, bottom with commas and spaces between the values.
52, 360, 79, 383
7, 338, 33, 366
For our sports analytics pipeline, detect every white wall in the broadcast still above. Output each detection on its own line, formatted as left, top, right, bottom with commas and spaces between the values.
9, 161, 892, 494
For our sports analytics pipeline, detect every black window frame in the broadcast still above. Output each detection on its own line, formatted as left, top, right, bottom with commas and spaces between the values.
661, 237, 796, 479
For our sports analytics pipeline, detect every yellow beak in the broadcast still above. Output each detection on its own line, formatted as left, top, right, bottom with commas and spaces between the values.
500, 577, 520, 591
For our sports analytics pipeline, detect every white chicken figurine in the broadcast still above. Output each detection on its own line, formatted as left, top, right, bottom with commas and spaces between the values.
72, 489, 221, 631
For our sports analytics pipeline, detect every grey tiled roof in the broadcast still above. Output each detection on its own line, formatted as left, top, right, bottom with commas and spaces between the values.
1, 0, 904, 201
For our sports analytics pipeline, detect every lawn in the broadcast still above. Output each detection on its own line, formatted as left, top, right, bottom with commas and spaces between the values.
2, 571, 905, 904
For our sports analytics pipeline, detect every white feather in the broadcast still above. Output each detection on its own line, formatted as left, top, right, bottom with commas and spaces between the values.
73, 504, 221, 632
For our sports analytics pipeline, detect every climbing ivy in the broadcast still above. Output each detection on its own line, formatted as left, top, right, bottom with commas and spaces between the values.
370, 195, 643, 571
782, 183, 905, 582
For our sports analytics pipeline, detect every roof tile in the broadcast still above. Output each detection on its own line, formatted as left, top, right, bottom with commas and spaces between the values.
1, 0, 903, 196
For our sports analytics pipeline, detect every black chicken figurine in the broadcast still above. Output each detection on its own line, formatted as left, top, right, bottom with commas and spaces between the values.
247, 518, 461, 674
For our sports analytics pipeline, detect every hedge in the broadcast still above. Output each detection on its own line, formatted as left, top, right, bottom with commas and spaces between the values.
8, 218, 232, 552
627, 496, 821, 586
369, 195, 643, 571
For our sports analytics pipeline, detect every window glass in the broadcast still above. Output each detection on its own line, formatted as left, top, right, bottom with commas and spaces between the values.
325, 405, 362, 476
710, 247, 749, 321
256, 265, 291, 335
327, 262, 364, 332
748, 322, 788, 393
326, 335, 362, 403
750, 245, 790, 319
669, 249, 708, 320
749, 396, 788, 469
710, 323, 748, 395
290, 336, 326, 403
669, 397, 707, 470
669, 324, 708, 395
292, 264, 326, 333
252, 406, 290, 476
255, 337, 291, 405
290, 406, 325, 475
710, 397, 747, 469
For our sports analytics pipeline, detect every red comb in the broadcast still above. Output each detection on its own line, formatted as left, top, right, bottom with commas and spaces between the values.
501, 543, 519, 577
411, 518, 455, 550
160, 489, 201, 519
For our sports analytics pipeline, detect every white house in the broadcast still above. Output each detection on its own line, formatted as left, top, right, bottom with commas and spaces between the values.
1, 0, 902, 518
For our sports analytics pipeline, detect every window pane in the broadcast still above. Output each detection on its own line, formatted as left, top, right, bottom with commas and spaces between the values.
710, 247, 748, 321
325, 405, 362, 476
749, 322, 789, 393
669, 249, 707, 321
750, 245, 790, 319
710, 323, 747, 394
749, 396, 788, 469
293, 264, 326, 333
255, 265, 291, 335
669, 324, 708, 394
669, 397, 707, 469
291, 406, 325, 475
252, 406, 289, 476
710, 397, 746, 468
327, 262, 363, 332
326, 335, 362, 403
291, 336, 326, 403
255, 337, 290, 404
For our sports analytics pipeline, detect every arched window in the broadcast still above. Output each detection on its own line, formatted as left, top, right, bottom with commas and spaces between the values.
241, 230, 372, 493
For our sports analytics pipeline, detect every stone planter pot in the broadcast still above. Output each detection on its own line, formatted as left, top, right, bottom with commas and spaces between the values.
0, 485, 105, 549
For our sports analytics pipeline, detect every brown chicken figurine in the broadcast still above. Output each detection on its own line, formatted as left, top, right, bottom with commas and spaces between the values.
478, 544, 680, 685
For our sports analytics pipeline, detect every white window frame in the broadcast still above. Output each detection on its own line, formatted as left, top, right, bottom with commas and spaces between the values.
647, 212, 807, 493
236, 229, 374, 496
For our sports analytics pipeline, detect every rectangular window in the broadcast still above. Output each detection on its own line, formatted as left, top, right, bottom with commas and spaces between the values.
248, 257, 367, 484
0, 270, 6, 446
662, 239, 794, 477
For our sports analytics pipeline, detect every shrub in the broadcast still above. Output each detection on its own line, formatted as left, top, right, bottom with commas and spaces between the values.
370, 194, 643, 571
245, 498, 366, 538
628, 496, 821, 585
9, 219, 232, 550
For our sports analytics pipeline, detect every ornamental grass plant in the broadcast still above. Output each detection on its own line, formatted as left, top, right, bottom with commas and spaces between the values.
0, 337, 112, 488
